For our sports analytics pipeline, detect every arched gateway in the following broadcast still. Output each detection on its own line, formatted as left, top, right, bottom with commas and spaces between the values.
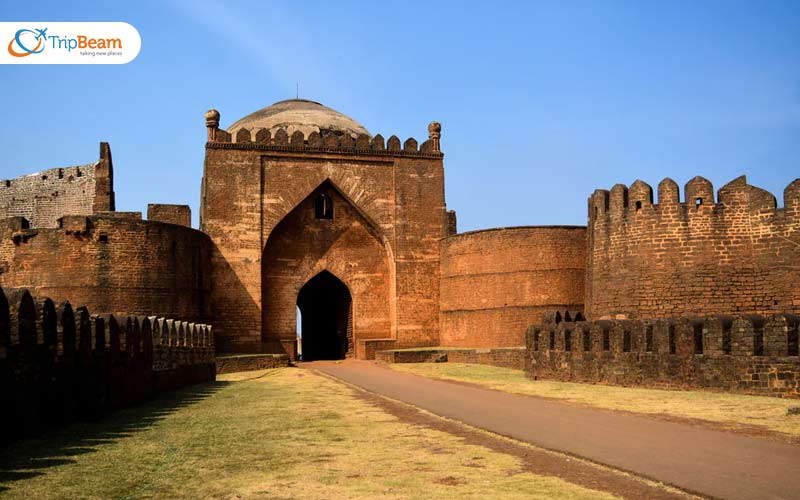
261, 180, 394, 359
297, 271, 352, 360
201, 99, 446, 358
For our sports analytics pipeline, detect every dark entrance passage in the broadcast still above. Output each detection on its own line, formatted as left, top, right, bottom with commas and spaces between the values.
297, 271, 352, 360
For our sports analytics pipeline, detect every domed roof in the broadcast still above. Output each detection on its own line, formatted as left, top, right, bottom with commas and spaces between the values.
227, 99, 370, 139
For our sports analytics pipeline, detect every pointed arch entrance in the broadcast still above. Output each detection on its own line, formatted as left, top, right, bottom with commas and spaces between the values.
261, 179, 394, 359
297, 271, 352, 360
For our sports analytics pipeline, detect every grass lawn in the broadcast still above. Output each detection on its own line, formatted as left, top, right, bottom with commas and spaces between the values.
0, 368, 620, 500
388, 363, 800, 438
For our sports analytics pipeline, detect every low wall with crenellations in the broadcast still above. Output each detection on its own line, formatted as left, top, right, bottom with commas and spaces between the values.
525, 313, 800, 397
0, 286, 215, 444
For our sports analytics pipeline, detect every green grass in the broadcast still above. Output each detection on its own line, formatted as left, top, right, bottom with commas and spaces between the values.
388, 363, 800, 437
0, 368, 620, 500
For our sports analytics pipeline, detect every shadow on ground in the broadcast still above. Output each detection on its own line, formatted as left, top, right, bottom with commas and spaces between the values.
0, 380, 229, 492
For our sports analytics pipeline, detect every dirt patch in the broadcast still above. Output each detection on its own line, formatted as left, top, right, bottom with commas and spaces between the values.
339, 375, 705, 500
433, 476, 467, 486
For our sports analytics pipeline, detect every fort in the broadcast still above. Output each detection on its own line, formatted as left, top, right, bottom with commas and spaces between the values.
1, 98, 797, 398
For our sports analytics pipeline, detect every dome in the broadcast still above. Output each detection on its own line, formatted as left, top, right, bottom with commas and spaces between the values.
227, 99, 370, 139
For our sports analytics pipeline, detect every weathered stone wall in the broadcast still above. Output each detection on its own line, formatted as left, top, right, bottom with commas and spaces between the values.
0, 287, 215, 444
587, 176, 800, 320
440, 227, 586, 348
215, 354, 290, 374
0, 214, 211, 322
200, 117, 445, 357
376, 347, 526, 370
0, 142, 114, 228
147, 204, 191, 227
525, 314, 800, 397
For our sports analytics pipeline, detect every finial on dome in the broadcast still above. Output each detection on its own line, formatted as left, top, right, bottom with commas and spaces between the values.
428, 121, 441, 152
205, 109, 220, 141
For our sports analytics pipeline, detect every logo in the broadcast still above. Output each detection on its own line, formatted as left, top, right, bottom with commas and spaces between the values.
7, 28, 47, 57
1, 23, 141, 64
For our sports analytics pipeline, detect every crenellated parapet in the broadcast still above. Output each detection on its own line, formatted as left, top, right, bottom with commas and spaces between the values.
0, 286, 215, 444
589, 175, 799, 223
586, 175, 800, 320
526, 312, 800, 397
204, 109, 444, 158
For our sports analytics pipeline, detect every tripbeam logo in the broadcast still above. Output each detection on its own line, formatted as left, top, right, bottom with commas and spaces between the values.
1, 22, 140, 64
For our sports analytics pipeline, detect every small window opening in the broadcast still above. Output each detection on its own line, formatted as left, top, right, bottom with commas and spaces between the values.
722, 322, 732, 355
668, 325, 676, 354
788, 324, 799, 357
593, 206, 598, 218
41, 175, 48, 181
98, 234, 108, 243
554, 311, 562, 324
695, 197, 703, 207
4, 180, 10, 188
58, 168, 64, 179
623, 330, 631, 352
693, 323, 703, 354
635, 200, 642, 211
76, 168, 82, 177
315, 193, 333, 219
582, 329, 590, 351
602, 329, 610, 351
549, 331, 555, 350
645, 325, 653, 352
564, 330, 572, 351
533, 330, 539, 351
754, 324, 764, 356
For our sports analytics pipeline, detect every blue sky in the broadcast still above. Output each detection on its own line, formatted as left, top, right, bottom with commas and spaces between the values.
1, 0, 798, 231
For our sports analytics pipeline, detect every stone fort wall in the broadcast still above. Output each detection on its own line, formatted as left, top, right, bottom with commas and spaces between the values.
0, 142, 114, 228
0, 213, 211, 322
440, 226, 586, 348
587, 176, 800, 320
526, 313, 800, 397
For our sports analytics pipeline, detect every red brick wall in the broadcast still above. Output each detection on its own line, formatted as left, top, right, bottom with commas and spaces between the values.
440, 226, 586, 347
587, 176, 800, 320
147, 204, 191, 227
200, 124, 446, 355
0, 214, 211, 321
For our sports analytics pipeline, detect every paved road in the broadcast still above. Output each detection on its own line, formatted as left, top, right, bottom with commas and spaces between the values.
309, 360, 800, 500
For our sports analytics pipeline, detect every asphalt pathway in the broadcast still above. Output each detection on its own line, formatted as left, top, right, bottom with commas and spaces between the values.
308, 360, 800, 500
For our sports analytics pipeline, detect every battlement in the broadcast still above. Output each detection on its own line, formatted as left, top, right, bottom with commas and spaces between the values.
0, 286, 215, 442
526, 313, 800, 397
204, 109, 443, 159
589, 175, 799, 222
586, 174, 800, 321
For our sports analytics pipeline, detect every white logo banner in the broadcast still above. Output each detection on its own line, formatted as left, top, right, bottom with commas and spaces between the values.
0, 22, 141, 64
